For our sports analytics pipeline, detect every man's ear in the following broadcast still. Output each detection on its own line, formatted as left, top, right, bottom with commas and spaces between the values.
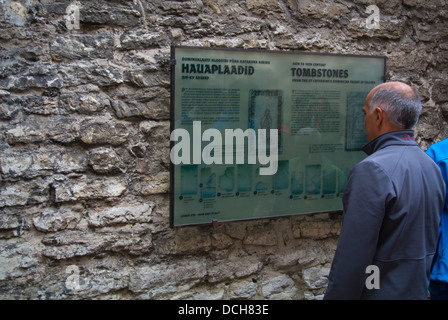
375, 107, 385, 126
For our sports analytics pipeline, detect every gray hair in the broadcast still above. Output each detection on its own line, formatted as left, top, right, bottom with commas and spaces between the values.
368, 84, 422, 129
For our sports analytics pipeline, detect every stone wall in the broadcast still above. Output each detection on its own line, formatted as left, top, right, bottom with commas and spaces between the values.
0, 0, 447, 300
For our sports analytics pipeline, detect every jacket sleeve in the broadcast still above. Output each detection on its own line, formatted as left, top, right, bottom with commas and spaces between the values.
426, 146, 448, 282
324, 160, 395, 299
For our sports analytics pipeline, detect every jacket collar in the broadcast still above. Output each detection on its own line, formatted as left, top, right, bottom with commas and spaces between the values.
362, 129, 417, 156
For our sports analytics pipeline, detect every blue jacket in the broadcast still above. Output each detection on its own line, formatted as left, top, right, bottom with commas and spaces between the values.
324, 130, 445, 299
426, 138, 448, 284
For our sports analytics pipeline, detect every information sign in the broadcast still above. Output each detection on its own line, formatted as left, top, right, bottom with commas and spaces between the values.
170, 46, 386, 227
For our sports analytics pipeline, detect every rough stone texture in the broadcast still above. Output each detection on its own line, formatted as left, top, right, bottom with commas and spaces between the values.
0, 0, 447, 300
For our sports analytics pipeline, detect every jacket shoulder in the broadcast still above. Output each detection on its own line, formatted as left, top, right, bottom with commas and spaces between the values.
426, 139, 448, 163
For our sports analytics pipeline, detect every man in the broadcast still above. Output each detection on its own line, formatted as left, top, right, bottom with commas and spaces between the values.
426, 137, 448, 299
324, 82, 445, 299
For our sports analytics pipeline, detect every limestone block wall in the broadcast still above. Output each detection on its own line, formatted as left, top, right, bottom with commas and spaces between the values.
0, 0, 447, 299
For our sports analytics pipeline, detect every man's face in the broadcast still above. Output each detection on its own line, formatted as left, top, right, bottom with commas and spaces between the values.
363, 100, 377, 142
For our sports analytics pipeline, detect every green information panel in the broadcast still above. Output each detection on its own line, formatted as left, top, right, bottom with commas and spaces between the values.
170, 46, 386, 227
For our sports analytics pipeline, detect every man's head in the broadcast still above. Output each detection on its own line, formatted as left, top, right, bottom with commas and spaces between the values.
363, 82, 422, 141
